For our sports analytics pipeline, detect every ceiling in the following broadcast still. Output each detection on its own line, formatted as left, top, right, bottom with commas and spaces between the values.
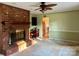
2, 2, 79, 14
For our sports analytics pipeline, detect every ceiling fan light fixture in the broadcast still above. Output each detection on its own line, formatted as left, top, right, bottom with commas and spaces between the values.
34, 2, 57, 14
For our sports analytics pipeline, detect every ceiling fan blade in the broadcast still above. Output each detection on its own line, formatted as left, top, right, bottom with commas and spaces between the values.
40, 10, 45, 13
46, 4, 57, 7
35, 8, 41, 11
46, 8, 53, 10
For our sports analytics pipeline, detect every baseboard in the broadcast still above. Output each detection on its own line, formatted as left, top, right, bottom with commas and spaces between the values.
50, 38, 79, 46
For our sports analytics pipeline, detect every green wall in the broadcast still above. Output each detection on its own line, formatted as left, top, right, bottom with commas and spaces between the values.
31, 11, 79, 42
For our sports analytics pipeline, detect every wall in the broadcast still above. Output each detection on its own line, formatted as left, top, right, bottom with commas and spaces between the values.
30, 14, 42, 37
31, 10, 79, 42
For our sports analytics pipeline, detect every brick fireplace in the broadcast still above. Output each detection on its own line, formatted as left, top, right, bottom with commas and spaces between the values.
0, 3, 32, 55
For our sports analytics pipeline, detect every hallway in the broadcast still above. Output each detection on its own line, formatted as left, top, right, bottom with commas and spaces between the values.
10, 39, 79, 56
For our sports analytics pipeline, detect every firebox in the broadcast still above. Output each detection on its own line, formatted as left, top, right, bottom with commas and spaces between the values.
8, 30, 25, 45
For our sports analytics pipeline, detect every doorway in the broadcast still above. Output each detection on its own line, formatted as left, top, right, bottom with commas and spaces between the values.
42, 16, 49, 40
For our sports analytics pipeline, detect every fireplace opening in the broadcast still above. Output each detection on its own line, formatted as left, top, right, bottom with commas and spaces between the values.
8, 30, 25, 45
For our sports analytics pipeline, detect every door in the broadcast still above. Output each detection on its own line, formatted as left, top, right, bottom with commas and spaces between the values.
42, 16, 49, 40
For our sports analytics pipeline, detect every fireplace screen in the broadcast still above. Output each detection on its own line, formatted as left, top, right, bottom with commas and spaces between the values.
16, 30, 25, 40
8, 30, 25, 45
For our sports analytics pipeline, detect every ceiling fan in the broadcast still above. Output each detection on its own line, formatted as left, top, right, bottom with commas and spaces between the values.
35, 2, 57, 13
